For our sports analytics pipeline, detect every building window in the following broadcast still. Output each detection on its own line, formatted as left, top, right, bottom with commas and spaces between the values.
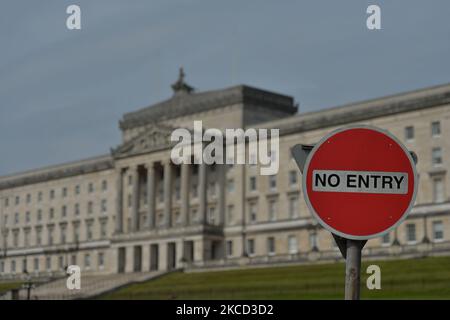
249, 177, 257, 191
432, 177, 445, 203
88, 183, 94, 193
88, 201, 94, 215
227, 179, 235, 193
48, 227, 54, 245
191, 209, 198, 222
98, 252, 105, 269
4, 197, 9, 207
3, 214, 8, 225
71, 255, 77, 266
405, 126, 414, 141
21, 259, 26, 274
37, 209, 42, 222
15, 196, 20, 205
86, 223, 93, 240
33, 258, 39, 272
406, 224, 416, 244
288, 235, 298, 254
208, 207, 216, 224
382, 233, 391, 246
249, 203, 257, 223
59, 256, 64, 270
268, 200, 277, 221
38, 192, 43, 202
13, 231, 19, 247
289, 171, 298, 187
49, 208, 55, 220
431, 121, 441, 137
50, 190, 55, 200
309, 233, 318, 250
101, 199, 107, 213
268, 175, 277, 191
84, 254, 91, 270
75, 203, 80, 216
227, 205, 234, 224
62, 187, 68, 198
432, 221, 444, 241
289, 197, 299, 219
102, 180, 108, 191
14, 212, 19, 224
60, 226, 67, 244
267, 237, 275, 255
0, 261, 4, 273
226, 240, 233, 257
432, 147, 443, 166
24, 230, 30, 247
26, 194, 31, 204
73, 224, 80, 243
62, 205, 67, 218
75, 185, 80, 195
46, 257, 51, 271
26, 211, 31, 223
36, 228, 42, 246
247, 239, 255, 256
100, 221, 107, 238
11, 260, 16, 273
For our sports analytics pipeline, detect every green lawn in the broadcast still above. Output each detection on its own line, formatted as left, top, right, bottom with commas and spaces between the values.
100, 256, 450, 300
0, 282, 22, 295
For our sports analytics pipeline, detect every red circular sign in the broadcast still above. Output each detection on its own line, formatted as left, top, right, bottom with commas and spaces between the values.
302, 126, 418, 240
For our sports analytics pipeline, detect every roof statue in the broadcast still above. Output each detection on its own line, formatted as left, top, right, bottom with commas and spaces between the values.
171, 67, 194, 94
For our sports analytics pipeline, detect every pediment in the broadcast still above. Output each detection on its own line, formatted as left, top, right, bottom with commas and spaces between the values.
112, 124, 176, 158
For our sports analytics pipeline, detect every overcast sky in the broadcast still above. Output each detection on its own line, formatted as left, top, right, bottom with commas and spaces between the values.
0, 0, 449, 175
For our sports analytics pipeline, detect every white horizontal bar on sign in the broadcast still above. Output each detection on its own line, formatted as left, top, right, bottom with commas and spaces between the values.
312, 170, 408, 194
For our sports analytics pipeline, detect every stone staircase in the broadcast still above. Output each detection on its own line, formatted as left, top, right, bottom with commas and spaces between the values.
2, 271, 165, 300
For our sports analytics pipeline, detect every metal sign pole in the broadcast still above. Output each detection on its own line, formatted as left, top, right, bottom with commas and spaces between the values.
344, 239, 362, 300
333, 234, 366, 300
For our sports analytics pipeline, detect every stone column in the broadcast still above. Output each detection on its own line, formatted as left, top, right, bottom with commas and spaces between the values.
218, 164, 226, 226
146, 163, 156, 229
198, 161, 207, 224
115, 168, 124, 233
131, 166, 140, 232
163, 161, 173, 227
181, 164, 190, 226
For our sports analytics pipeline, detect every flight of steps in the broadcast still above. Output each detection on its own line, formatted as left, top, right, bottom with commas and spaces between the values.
13, 271, 165, 300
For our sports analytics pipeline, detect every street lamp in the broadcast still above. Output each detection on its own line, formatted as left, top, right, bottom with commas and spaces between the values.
22, 270, 35, 300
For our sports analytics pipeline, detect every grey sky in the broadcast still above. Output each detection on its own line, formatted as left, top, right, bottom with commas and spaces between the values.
1, 0, 449, 175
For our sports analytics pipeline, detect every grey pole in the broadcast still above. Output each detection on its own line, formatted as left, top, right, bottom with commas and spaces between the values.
344, 239, 362, 300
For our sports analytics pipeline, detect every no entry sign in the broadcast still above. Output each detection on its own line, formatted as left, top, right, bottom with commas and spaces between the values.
303, 125, 418, 240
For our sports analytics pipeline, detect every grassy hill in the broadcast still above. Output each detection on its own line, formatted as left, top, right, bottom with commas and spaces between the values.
0, 282, 22, 296
99, 256, 450, 300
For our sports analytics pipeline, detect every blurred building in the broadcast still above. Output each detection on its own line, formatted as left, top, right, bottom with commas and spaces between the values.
0, 71, 449, 278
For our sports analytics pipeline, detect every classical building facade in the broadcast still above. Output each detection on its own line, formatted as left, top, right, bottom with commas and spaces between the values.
1, 73, 449, 278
